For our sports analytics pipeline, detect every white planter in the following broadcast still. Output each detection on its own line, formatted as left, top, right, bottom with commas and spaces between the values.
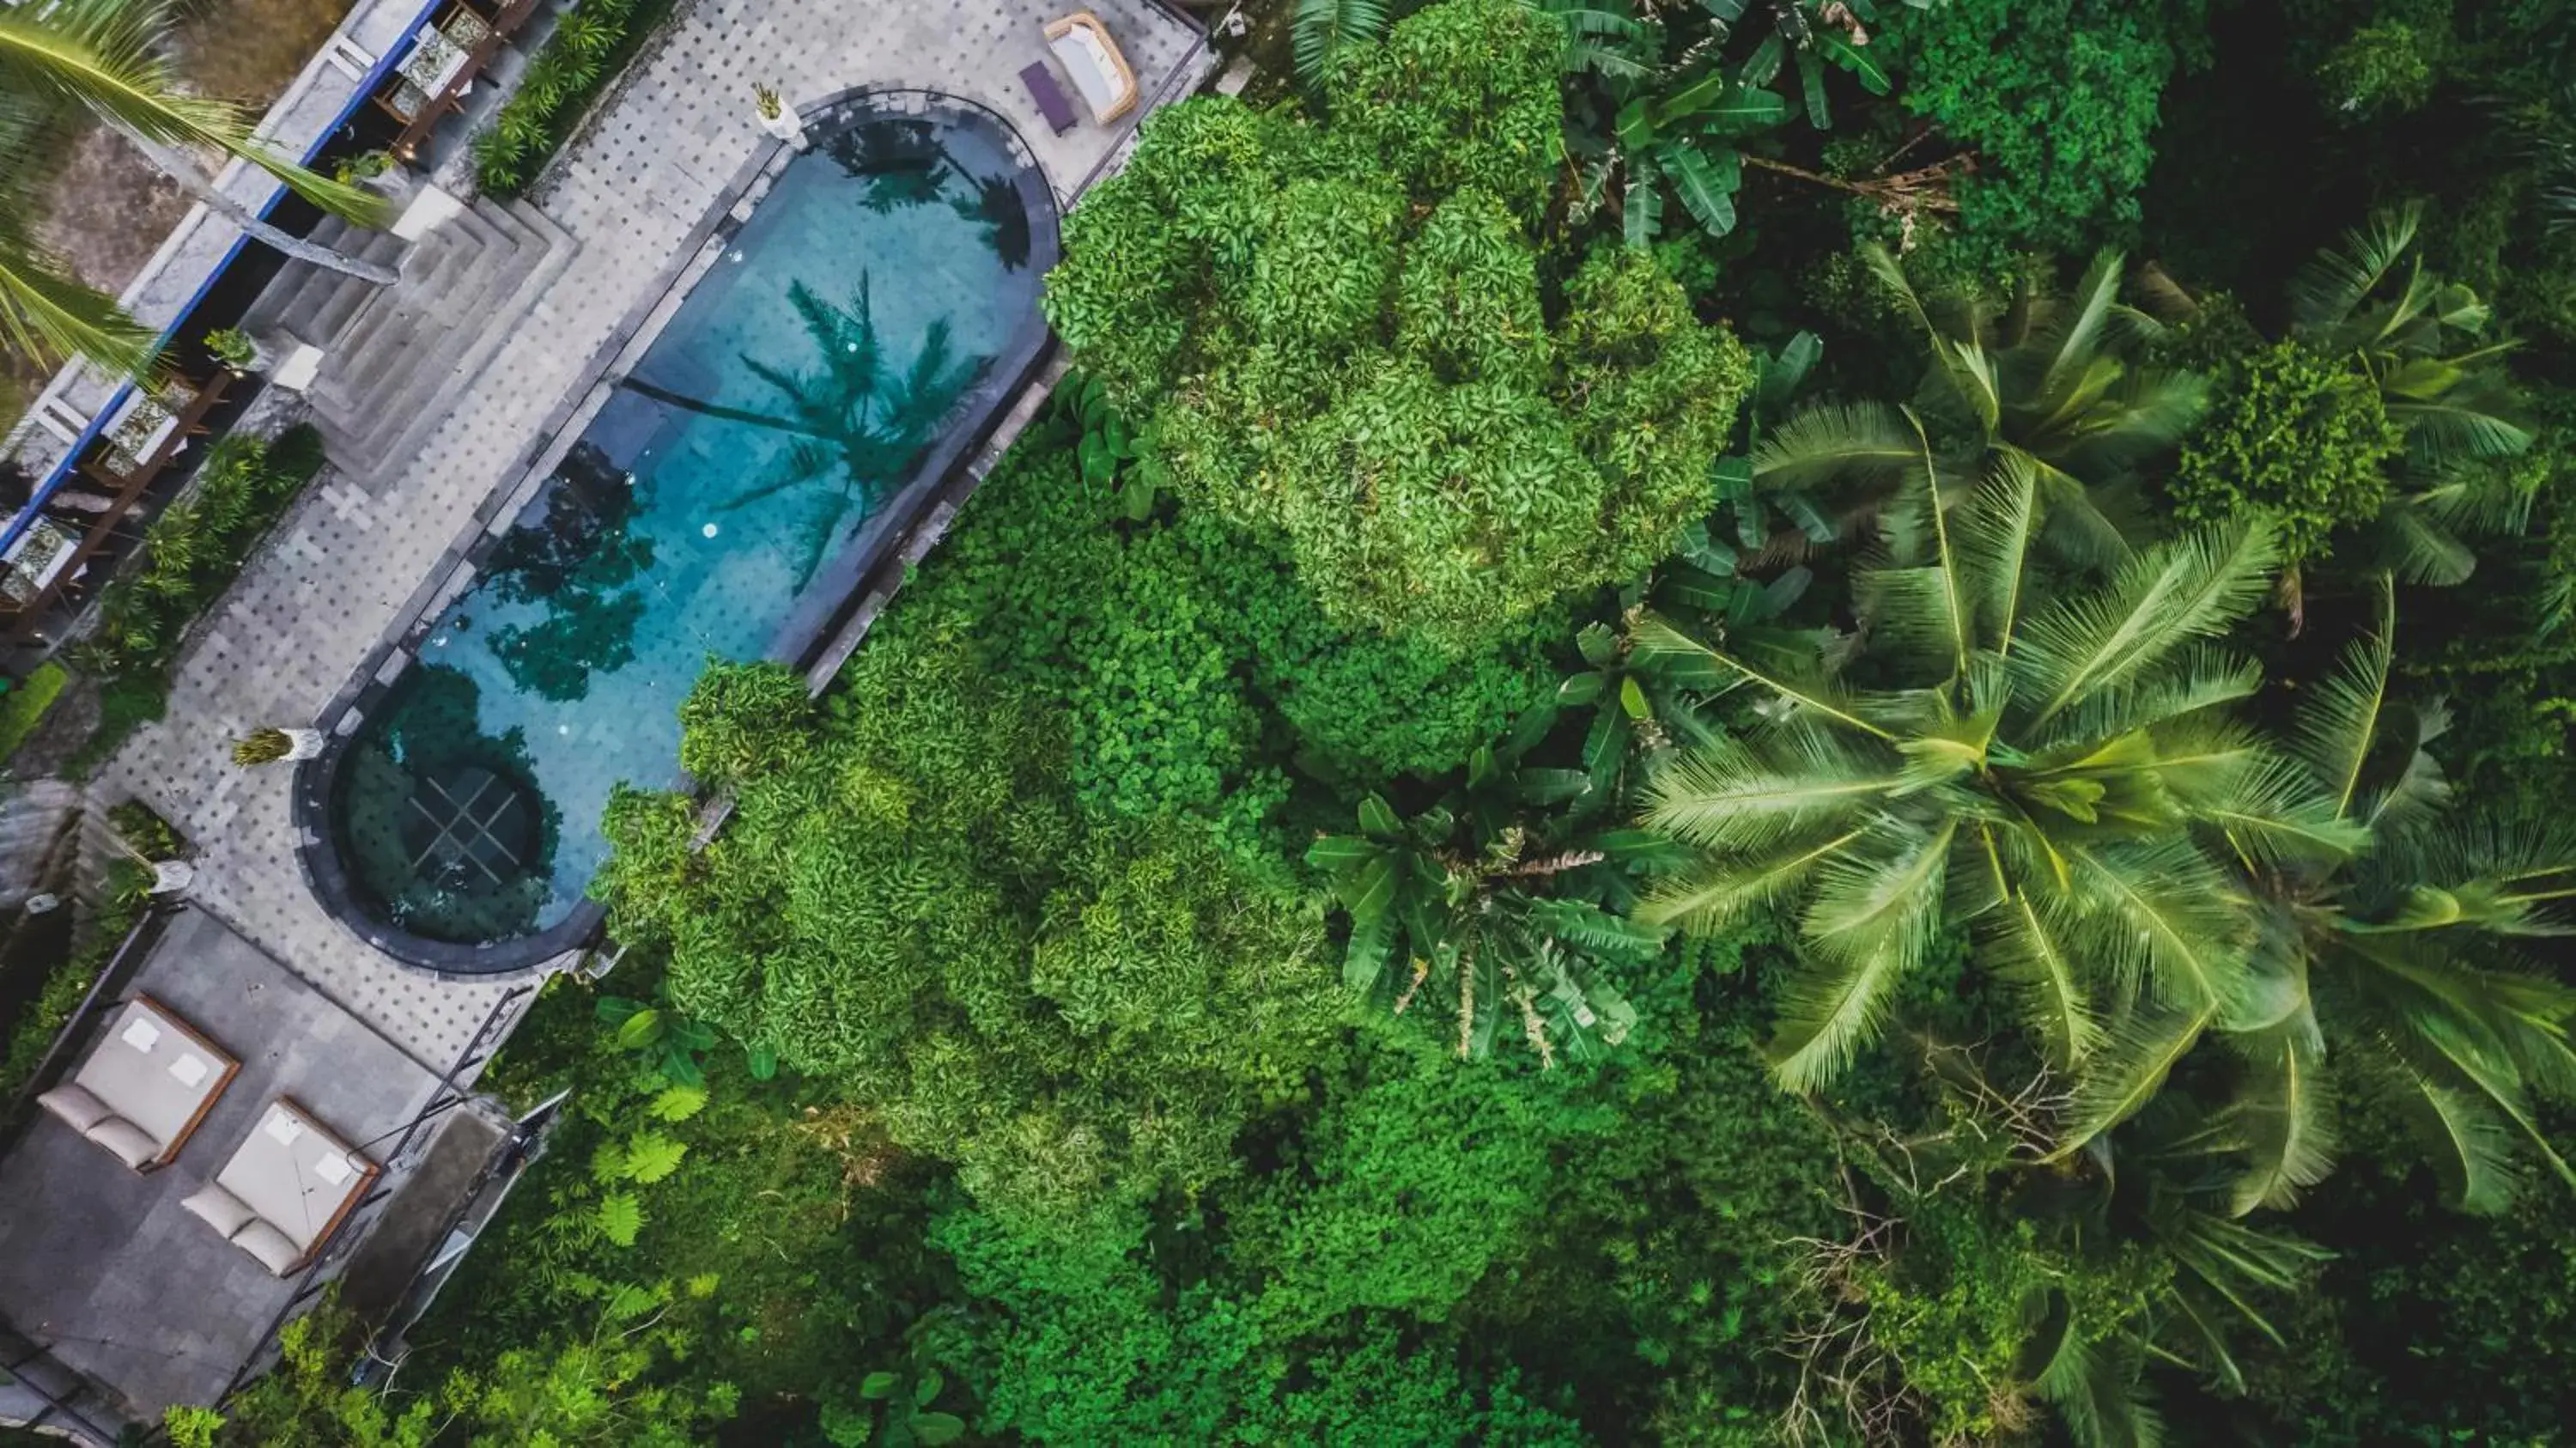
283, 728, 325, 762
756, 104, 808, 149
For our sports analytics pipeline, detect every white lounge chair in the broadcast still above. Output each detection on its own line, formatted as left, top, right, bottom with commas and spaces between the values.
1045, 11, 1138, 124
37, 996, 238, 1171
181, 1098, 379, 1276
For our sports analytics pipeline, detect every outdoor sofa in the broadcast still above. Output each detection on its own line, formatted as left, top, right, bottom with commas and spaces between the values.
36, 995, 239, 1171
1045, 11, 1138, 124
180, 1098, 379, 1276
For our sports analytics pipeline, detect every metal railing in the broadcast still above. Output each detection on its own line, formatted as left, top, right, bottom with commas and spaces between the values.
0, 1325, 129, 1448
210, 977, 538, 1406
1065, 3, 1234, 203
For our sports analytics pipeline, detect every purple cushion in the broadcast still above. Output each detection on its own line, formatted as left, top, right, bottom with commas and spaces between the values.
1021, 62, 1077, 135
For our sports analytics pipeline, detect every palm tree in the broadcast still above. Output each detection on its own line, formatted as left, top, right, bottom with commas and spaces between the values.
1787, 1054, 2327, 1448
0, 0, 396, 374
2277, 203, 2530, 585
1753, 247, 2208, 565
2215, 581, 2576, 1215
1632, 450, 2353, 1147
2022, 1095, 2333, 1448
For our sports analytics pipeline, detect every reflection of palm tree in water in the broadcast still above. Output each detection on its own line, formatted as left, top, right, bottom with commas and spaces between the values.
825, 119, 1032, 271
620, 276, 989, 587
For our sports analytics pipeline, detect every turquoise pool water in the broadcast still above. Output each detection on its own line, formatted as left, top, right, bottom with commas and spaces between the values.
325, 111, 1044, 949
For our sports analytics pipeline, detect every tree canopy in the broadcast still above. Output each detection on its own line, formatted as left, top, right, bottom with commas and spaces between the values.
1047, 0, 1753, 647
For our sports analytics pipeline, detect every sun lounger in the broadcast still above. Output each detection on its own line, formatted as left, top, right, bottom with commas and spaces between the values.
180, 1099, 379, 1276
1045, 11, 1138, 124
1021, 61, 1078, 135
36, 995, 238, 1171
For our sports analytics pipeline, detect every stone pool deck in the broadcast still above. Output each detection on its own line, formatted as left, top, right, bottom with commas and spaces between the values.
91, 0, 1212, 1068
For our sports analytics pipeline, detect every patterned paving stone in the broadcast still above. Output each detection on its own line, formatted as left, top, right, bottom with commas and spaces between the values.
94, 0, 1209, 1069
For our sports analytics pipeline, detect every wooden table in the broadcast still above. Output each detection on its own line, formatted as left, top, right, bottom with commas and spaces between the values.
375, 0, 544, 165
1, 372, 233, 647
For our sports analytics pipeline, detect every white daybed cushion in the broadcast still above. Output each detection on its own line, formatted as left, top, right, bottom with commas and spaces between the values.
88, 1117, 160, 1169
67, 999, 233, 1151
1050, 27, 1124, 118
37, 1082, 112, 1135
182, 1182, 259, 1239
233, 1220, 306, 1276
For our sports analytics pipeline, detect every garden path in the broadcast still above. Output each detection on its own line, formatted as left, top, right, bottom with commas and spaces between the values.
91, 0, 1207, 1069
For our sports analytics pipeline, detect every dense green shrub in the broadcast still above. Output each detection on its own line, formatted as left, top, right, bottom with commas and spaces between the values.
2166, 338, 2403, 562
930, 1202, 1591, 1445
62, 427, 326, 775
896, 420, 1564, 813
1887, 0, 2207, 256
1048, 0, 1753, 648
1227, 1041, 1615, 1332
74, 426, 325, 680
179, 1285, 736, 1447
0, 859, 149, 1102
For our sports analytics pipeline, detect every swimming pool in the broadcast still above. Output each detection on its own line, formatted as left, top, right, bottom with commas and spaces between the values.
297, 94, 1058, 972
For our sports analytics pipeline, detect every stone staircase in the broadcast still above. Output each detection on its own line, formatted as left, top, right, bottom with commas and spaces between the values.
241, 198, 575, 485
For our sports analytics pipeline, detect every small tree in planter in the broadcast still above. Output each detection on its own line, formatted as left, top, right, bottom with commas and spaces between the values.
752, 82, 805, 147
232, 727, 322, 765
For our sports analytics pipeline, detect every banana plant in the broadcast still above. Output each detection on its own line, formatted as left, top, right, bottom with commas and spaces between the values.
1683, 328, 1838, 575
1607, 67, 1788, 243
1553, 0, 1918, 241
1704, 0, 1904, 131
1309, 786, 1674, 1068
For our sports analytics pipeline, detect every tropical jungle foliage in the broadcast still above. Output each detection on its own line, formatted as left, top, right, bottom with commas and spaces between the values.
165, 0, 2576, 1444
1046, 0, 1753, 647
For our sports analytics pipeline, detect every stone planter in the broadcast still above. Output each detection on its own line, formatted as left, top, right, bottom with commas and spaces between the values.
756, 101, 808, 149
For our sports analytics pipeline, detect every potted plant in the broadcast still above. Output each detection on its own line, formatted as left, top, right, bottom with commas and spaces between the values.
204, 327, 257, 374
333, 149, 392, 186
232, 726, 324, 765
753, 83, 806, 148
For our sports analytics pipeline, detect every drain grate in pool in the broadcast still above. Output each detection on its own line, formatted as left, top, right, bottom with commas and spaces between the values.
401, 766, 541, 896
